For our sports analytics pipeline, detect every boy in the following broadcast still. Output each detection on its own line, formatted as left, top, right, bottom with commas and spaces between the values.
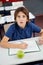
0, 7, 43, 49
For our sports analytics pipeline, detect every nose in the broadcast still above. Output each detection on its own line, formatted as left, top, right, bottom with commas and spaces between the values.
20, 16, 23, 19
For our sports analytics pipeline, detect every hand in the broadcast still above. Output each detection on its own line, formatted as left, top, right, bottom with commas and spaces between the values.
19, 42, 28, 49
38, 37, 43, 45
0, 43, 1, 48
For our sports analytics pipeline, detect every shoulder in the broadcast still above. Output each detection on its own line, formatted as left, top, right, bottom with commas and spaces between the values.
8, 23, 15, 30
5, 23, 16, 38
27, 21, 33, 27
28, 21, 36, 27
10, 23, 15, 28
27, 21, 38, 30
5, 23, 16, 33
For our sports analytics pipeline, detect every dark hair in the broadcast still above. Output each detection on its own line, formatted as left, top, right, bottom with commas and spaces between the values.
14, 7, 29, 22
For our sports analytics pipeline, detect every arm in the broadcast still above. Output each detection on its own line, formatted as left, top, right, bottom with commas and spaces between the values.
0, 36, 27, 49
38, 29, 43, 45
39, 29, 43, 37
30, 22, 43, 45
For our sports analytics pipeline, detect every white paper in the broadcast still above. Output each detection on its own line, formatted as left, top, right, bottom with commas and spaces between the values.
12, 1, 23, 6
5, 15, 15, 22
8, 38, 40, 55
29, 12, 35, 19
5, 5, 24, 10
0, 17, 5, 24
0, 7, 4, 11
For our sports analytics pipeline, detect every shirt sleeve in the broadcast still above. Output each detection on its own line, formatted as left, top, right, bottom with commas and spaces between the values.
30, 22, 41, 33
5, 24, 15, 39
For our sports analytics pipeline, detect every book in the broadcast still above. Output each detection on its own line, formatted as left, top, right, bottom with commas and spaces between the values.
8, 38, 40, 55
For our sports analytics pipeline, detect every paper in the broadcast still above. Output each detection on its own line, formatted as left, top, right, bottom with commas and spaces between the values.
5, 15, 14, 22
8, 38, 40, 55
0, 7, 4, 11
29, 12, 35, 19
0, 17, 5, 24
5, 5, 24, 10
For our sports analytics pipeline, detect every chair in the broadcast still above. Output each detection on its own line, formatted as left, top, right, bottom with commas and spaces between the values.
4, 23, 14, 33
0, 24, 5, 40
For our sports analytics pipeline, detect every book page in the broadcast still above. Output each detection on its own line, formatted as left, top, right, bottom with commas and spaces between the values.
8, 38, 40, 55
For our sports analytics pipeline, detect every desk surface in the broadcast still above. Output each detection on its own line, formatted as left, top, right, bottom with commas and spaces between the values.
0, 37, 43, 65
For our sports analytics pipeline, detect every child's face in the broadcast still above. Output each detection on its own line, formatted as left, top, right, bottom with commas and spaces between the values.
16, 11, 28, 28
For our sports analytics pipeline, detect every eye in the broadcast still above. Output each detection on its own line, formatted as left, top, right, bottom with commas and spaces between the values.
23, 15, 25, 18
18, 16, 20, 18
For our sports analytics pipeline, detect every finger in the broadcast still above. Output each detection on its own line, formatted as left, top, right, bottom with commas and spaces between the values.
26, 44, 28, 46
39, 41, 43, 45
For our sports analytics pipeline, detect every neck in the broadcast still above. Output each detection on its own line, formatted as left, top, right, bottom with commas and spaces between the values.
20, 24, 26, 29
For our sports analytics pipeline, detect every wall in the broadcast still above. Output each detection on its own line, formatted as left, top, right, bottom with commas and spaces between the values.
24, 0, 43, 16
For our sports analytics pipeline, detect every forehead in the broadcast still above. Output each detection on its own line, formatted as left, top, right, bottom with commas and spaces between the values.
17, 11, 26, 15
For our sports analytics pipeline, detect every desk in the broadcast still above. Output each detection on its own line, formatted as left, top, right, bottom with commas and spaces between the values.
0, 7, 4, 11
0, 25, 5, 40
0, 37, 43, 65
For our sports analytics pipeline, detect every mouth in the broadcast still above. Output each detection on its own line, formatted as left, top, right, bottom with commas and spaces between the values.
20, 22, 24, 24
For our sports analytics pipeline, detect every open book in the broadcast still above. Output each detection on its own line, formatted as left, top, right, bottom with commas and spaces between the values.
8, 38, 40, 55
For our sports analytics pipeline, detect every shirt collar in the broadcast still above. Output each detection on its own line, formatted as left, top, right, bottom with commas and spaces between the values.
15, 22, 28, 31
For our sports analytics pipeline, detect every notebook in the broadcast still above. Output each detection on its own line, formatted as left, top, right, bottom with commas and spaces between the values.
8, 38, 40, 55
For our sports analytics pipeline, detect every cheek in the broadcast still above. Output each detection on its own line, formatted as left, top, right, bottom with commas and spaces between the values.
16, 18, 19, 22
17, 17, 20, 20
25, 19, 28, 22
25, 17, 28, 21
